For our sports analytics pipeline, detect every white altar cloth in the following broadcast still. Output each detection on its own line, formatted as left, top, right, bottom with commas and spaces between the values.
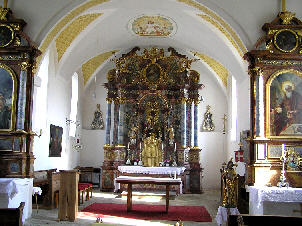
0, 178, 33, 223
246, 186, 302, 215
215, 206, 240, 226
0, 179, 18, 199
118, 166, 186, 175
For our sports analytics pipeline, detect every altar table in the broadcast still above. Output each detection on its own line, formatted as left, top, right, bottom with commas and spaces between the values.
118, 166, 186, 175
246, 186, 302, 215
115, 176, 182, 213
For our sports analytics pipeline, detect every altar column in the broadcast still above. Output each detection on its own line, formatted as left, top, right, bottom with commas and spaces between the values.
112, 98, 120, 145
118, 99, 125, 145
180, 98, 186, 147
193, 100, 199, 147
186, 99, 193, 147
105, 98, 112, 145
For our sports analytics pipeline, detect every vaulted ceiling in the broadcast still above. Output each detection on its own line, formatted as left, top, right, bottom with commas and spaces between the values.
9, 0, 302, 92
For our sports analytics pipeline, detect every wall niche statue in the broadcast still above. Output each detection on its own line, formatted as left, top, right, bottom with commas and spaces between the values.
91, 104, 104, 130
202, 105, 215, 131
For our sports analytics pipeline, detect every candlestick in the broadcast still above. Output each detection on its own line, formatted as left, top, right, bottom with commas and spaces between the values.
277, 144, 289, 188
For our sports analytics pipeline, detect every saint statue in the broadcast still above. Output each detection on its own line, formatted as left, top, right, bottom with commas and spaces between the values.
221, 158, 238, 208
142, 133, 162, 167
91, 104, 104, 130
128, 125, 138, 145
167, 127, 174, 145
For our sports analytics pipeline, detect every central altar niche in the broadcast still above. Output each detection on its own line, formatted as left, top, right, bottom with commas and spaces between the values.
137, 94, 168, 167
102, 47, 204, 193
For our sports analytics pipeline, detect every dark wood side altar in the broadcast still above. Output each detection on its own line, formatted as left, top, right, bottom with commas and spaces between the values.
244, 8, 302, 186
101, 47, 204, 193
0, 5, 40, 177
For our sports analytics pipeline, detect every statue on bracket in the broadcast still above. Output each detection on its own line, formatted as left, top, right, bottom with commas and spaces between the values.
128, 124, 139, 145
167, 127, 174, 145
91, 104, 104, 130
202, 105, 215, 131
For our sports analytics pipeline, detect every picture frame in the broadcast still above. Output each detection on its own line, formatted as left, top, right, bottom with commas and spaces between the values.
49, 124, 63, 157
0, 63, 17, 132
266, 69, 302, 138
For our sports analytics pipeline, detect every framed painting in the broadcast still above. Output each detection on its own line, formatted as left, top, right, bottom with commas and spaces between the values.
266, 69, 302, 138
49, 124, 63, 157
0, 63, 17, 131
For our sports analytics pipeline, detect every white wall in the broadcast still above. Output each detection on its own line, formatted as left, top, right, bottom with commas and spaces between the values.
80, 129, 105, 167
199, 132, 226, 189
196, 64, 227, 189
32, 44, 80, 171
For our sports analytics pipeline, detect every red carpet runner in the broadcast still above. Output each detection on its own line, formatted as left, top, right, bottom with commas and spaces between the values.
81, 203, 212, 222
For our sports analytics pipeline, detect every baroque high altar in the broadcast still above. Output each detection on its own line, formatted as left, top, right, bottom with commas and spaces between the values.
101, 47, 204, 193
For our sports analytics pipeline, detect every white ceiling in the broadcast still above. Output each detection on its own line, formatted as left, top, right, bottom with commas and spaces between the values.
8, 0, 302, 89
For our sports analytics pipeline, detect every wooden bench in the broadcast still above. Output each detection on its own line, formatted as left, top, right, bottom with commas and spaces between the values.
228, 214, 302, 226
115, 176, 181, 213
78, 183, 93, 205
0, 202, 25, 226
33, 168, 60, 208
75, 166, 101, 188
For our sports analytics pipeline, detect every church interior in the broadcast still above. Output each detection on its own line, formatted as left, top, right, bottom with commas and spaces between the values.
1, 0, 302, 225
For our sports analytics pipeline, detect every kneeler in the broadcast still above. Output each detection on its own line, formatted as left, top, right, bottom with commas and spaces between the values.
78, 183, 93, 205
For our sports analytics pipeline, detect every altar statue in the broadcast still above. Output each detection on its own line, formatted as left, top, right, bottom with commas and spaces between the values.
221, 158, 238, 208
142, 133, 162, 167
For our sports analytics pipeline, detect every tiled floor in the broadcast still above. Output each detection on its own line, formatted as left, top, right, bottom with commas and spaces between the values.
25, 189, 221, 226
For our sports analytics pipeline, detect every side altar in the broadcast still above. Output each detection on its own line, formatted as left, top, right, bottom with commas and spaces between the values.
101, 47, 204, 193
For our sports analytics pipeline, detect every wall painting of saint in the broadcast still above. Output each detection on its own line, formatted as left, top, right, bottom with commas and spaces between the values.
267, 69, 302, 138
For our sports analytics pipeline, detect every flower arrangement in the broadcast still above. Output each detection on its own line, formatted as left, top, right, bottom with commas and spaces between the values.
133, 158, 138, 162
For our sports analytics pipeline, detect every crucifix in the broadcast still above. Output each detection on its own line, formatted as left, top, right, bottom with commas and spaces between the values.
281, 0, 286, 12
222, 114, 227, 134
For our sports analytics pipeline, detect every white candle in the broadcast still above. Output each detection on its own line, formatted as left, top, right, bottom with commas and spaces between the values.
162, 143, 164, 150
282, 144, 285, 157
128, 143, 129, 149
174, 143, 176, 151
140, 142, 142, 150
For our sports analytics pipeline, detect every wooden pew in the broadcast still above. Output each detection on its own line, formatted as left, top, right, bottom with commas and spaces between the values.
0, 202, 25, 226
228, 214, 302, 226
33, 168, 60, 208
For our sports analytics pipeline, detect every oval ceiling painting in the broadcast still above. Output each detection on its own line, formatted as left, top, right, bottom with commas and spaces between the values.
130, 15, 176, 37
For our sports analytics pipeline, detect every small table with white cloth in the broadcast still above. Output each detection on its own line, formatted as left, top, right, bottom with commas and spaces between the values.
32, 187, 42, 212
215, 206, 240, 226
